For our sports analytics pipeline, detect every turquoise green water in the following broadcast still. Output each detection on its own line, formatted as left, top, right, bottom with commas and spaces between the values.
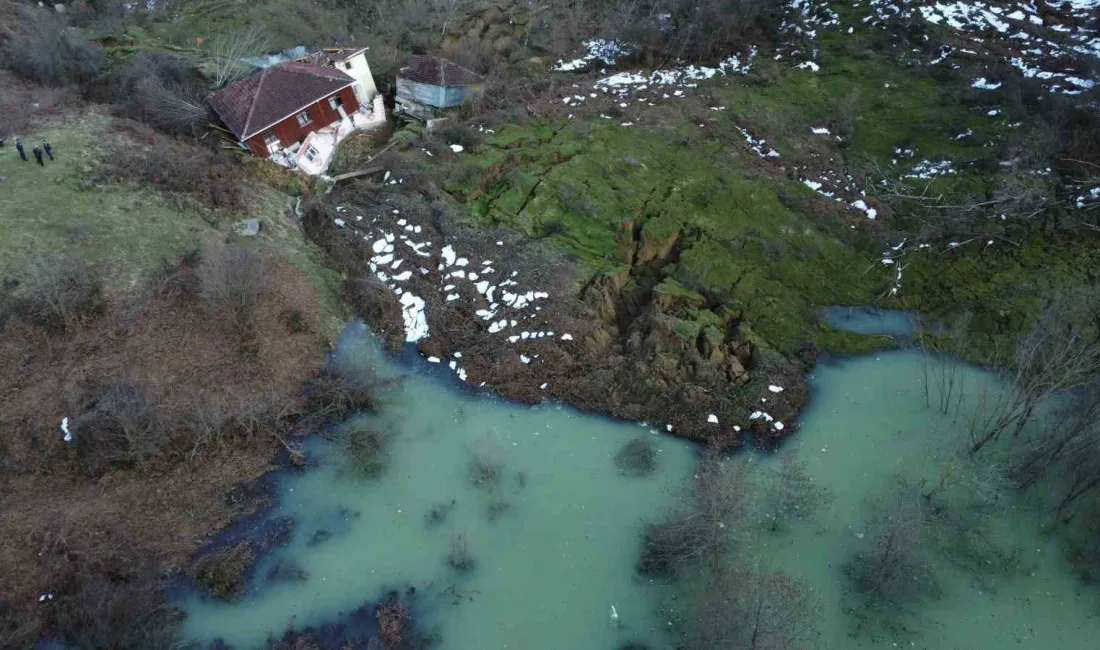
761, 351, 1100, 649
182, 327, 1100, 648
181, 322, 696, 648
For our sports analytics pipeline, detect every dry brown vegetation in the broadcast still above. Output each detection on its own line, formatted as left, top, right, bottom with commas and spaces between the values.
0, 251, 326, 626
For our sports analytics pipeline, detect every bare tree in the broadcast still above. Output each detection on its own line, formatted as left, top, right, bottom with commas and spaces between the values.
680, 566, 821, 650
207, 26, 270, 88
1, 8, 102, 85
764, 448, 825, 532
968, 295, 1100, 454
197, 243, 267, 346
917, 315, 970, 420
639, 448, 751, 577
1010, 380, 1100, 490
845, 482, 938, 614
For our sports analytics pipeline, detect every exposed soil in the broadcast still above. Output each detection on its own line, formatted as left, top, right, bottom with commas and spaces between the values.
0, 257, 326, 617
303, 186, 807, 447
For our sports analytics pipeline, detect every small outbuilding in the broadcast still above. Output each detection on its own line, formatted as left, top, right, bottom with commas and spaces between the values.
396, 55, 485, 120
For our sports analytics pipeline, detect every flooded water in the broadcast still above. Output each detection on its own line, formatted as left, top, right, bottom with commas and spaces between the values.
757, 351, 1100, 648
182, 325, 1100, 648
822, 305, 920, 337
181, 321, 696, 649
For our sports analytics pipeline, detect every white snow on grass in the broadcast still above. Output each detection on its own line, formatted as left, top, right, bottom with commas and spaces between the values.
851, 199, 878, 220
399, 293, 429, 343
449, 144, 464, 153
553, 39, 629, 72
61, 417, 72, 442
972, 77, 1002, 90
594, 50, 757, 95
768, 385, 784, 393
707, 414, 719, 424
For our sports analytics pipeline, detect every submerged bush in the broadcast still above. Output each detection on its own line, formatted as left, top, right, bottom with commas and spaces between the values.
193, 543, 255, 601
341, 421, 392, 479
425, 500, 455, 527
448, 533, 475, 572
468, 443, 503, 488
303, 366, 377, 426
614, 437, 658, 476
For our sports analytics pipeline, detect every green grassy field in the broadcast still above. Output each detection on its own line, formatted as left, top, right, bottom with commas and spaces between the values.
0, 111, 346, 336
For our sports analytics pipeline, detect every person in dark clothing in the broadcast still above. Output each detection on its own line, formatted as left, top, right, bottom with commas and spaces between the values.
15, 138, 27, 161
32, 147, 43, 166
43, 141, 53, 160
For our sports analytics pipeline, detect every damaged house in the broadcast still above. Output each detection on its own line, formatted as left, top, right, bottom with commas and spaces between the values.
210, 54, 385, 175
396, 55, 485, 120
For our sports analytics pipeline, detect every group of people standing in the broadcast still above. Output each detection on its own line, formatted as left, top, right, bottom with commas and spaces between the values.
2, 137, 54, 166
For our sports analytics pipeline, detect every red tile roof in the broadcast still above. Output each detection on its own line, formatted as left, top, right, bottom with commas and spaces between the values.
399, 56, 484, 88
209, 62, 355, 141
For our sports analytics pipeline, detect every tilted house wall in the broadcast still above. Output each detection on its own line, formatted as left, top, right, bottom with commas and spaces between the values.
243, 85, 360, 158
209, 62, 360, 159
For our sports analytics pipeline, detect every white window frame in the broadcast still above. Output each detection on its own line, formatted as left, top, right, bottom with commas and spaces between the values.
328, 96, 343, 111
304, 146, 319, 162
296, 111, 312, 127
263, 131, 280, 149
344, 61, 354, 70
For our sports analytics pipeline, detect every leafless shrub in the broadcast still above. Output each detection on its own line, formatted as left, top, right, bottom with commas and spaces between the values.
71, 381, 165, 475
207, 26, 270, 88
678, 566, 821, 650
180, 396, 231, 461
377, 598, 410, 649
101, 139, 246, 212
438, 35, 495, 74
1, 8, 102, 85
51, 565, 182, 649
834, 89, 861, 140
764, 448, 826, 531
197, 243, 267, 347
614, 436, 658, 476
605, 0, 785, 64
0, 601, 39, 650
13, 252, 101, 330
447, 532, 475, 571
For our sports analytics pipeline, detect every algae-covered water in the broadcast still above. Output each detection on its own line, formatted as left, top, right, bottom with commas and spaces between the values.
183, 324, 1100, 648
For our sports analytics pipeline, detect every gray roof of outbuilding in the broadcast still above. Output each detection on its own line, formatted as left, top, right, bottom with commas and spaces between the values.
398, 55, 484, 88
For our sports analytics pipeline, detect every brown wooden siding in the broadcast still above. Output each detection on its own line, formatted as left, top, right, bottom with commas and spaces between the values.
242, 85, 360, 157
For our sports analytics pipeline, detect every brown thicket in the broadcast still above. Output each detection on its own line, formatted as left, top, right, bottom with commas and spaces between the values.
197, 243, 268, 348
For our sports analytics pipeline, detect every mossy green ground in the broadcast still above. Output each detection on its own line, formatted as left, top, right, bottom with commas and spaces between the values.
435, 10, 1098, 363
0, 112, 346, 338
442, 118, 885, 357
